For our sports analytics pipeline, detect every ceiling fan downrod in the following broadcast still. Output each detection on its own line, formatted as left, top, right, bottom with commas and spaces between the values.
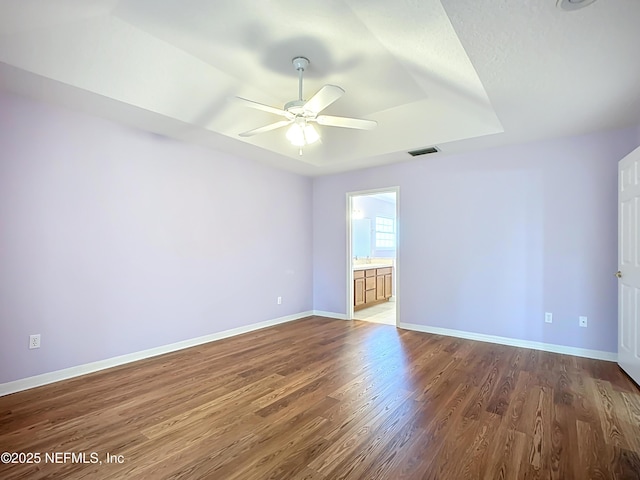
292, 57, 309, 102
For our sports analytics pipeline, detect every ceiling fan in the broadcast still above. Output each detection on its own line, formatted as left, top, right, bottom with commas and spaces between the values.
236, 57, 377, 153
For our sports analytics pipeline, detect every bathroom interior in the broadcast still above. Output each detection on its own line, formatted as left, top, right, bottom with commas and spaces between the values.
351, 191, 397, 325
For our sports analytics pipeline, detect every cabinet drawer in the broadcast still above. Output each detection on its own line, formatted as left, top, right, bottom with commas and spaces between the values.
365, 269, 376, 277
376, 267, 392, 275
365, 277, 376, 290
365, 289, 376, 303
353, 270, 365, 279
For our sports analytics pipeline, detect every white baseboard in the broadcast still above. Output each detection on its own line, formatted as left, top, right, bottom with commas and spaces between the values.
312, 310, 348, 320
398, 322, 617, 362
0, 310, 314, 397
5, 314, 614, 397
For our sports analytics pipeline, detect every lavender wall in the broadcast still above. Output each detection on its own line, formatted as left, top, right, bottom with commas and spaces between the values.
0, 92, 312, 384
313, 128, 639, 353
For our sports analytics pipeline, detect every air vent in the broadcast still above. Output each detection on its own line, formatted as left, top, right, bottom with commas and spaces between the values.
408, 146, 439, 157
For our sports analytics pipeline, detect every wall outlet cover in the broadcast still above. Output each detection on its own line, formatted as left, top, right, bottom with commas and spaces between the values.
29, 334, 41, 349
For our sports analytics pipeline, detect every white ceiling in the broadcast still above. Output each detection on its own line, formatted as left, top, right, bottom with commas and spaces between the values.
1, 0, 639, 176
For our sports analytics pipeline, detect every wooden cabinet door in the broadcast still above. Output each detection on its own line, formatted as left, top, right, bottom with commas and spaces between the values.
365, 276, 376, 291
384, 274, 392, 299
354, 278, 365, 306
365, 289, 376, 304
376, 275, 385, 300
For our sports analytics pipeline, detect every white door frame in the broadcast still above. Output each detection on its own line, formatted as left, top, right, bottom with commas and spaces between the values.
346, 186, 400, 322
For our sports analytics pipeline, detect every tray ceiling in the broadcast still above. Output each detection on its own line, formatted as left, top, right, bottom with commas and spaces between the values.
1, 0, 639, 175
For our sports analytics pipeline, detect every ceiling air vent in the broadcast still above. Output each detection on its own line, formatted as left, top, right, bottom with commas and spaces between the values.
408, 146, 439, 157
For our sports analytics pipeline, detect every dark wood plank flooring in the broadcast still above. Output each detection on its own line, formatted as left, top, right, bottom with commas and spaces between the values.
1, 316, 639, 479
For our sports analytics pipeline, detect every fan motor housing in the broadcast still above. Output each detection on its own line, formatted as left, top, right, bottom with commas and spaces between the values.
284, 99, 307, 115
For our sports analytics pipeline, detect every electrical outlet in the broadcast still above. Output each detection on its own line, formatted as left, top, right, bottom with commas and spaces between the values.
545, 312, 553, 324
277, 296, 282, 305
579, 316, 588, 328
29, 334, 41, 349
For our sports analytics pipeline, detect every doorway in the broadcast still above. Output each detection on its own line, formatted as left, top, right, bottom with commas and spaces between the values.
347, 188, 399, 325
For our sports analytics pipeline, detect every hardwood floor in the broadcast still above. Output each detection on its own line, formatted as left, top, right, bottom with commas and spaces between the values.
1, 316, 639, 479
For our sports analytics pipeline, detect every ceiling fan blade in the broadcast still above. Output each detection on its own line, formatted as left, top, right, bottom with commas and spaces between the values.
234, 97, 290, 117
316, 115, 377, 130
239, 120, 292, 137
304, 85, 345, 114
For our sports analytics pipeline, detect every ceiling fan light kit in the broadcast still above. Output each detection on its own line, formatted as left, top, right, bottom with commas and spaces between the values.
286, 118, 319, 147
236, 56, 377, 154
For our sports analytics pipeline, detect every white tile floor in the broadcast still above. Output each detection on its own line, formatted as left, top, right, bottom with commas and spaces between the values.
354, 299, 396, 325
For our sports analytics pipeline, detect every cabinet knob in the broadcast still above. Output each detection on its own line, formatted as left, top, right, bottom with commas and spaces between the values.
615, 271, 622, 278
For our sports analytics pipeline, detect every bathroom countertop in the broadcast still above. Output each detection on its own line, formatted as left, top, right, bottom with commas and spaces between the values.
352, 263, 393, 270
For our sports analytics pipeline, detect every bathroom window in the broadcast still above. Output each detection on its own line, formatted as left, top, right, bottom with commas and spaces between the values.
375, 217, 395, 248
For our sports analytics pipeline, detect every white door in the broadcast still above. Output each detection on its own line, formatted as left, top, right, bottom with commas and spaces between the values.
618, 145, 640, 385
